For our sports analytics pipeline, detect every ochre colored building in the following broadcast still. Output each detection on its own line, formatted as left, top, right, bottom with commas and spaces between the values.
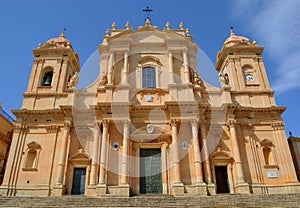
0, 103, 14, 185
0, 20, 299, 197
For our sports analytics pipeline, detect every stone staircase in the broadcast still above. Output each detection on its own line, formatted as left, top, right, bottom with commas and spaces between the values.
0, 194, 299, 207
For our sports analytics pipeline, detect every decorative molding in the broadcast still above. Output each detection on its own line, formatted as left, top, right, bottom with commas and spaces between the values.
170, 119, 178, 127
46, 125, 60, 133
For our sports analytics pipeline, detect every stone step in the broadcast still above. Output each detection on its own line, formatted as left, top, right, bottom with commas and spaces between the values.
0, 194, 299, 207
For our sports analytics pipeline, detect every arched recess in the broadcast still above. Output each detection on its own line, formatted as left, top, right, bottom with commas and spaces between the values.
210, 151, 234, 194
137, 56, 162, 88
23, 141, 42, 171
66, 149, 91, 195
260, 139, 277, 166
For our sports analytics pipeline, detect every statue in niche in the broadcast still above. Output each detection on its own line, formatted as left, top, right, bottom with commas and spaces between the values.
67, 72, 79, 88
99, 71, 108, 86
219, 72, 230, 87
192, 70, 203, 86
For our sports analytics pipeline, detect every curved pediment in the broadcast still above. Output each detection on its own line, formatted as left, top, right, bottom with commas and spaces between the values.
69, 148, 91, 161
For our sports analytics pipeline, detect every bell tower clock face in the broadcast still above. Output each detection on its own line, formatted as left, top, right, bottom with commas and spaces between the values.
245, 74, 254, 82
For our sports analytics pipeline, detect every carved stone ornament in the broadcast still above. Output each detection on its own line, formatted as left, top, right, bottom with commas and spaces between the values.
192, 70, 203, 86
146, 124, 154, 134
219, 72, 230, 87
99, 71, 108, 86
67, 72, 79, 88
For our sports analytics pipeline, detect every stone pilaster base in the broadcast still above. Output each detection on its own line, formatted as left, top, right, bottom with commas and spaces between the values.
86, 185, 97, 196
196, 182, 207, 195
0, 185, 10, 196
52, 185, 64, 196
207, 183, 216, 195
96, 184, 107, 197
172, 183, 184, 196
285, 183, 300, 193
117, 184, 130, 197
235, 183, 250, 194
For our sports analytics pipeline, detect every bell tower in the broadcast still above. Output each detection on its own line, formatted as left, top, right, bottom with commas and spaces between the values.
216, 28, 276, 107
22, 31, 80, 110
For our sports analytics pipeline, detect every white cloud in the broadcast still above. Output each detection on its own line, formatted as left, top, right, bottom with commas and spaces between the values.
231, 0, 300, 92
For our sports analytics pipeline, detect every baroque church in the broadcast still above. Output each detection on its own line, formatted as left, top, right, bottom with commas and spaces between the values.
0, 19, 299, 197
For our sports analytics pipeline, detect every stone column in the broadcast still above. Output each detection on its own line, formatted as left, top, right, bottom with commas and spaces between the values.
199, 119, 212, 184
107, 51, 114, 85
98, 120, 110, 185
168, 51, 175, 84
190, 119, 204, 183
191, 119, 207, 195
122, 51, 129, 85
161, 142, 168, 194
89, 122, 101, 186
171, 119, 181, 184
56, 121, 71, 186
228, 118, 249, 193
120, 119, 130, 184
229, 119, 245, 183
182, 49, 190, 83
170, 119, 184, 195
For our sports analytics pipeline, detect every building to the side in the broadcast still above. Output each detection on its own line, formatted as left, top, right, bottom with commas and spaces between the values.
288, 135, 300, 182
0, 102, 14, 185
0, 19, 299, 197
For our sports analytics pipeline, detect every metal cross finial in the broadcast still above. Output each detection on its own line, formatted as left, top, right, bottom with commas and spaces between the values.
230, 25, 235, 35
143, 6, 153, 21
60, 27, 67, 37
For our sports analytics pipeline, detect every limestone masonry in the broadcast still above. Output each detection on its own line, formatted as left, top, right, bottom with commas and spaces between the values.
0, 20, 299, 197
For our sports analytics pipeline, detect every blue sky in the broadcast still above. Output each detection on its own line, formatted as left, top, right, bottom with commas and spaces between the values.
0, 0, 299, 136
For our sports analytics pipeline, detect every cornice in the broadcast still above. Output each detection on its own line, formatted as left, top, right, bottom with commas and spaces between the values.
23, 92, 68, 98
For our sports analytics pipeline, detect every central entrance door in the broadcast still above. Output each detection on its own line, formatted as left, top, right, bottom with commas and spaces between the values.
215, 166, 230, 194
71, 168, 86, 195
140, 149, 162, 194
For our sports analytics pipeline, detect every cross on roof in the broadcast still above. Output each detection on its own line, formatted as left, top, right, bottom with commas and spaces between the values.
143, 6, 153, 21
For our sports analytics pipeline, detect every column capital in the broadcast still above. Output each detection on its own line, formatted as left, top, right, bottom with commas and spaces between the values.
190, 118, 199, 127
64, 120, 72, 130
170, 119, 179, 127
102, 119, 111, 128
228, 119, 236, 128
271, 121, 285, 130
122, 118, 131, 126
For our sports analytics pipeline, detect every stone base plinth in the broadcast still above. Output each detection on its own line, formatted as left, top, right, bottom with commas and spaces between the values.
195, 183, 207, 195
207, 183, 216, 195
86, 185, 97, 196
52, 185, 64, 196
96, 184, 107, 197
172, 183, 184, 196
96, 184, 130, 197
235, 183, 250, 194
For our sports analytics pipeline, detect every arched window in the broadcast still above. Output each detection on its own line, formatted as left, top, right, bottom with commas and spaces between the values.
142, 67, 156, 88
41, 71, 53, 86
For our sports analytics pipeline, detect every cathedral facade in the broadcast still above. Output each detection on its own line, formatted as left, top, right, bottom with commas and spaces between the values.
0, 20, 299, 197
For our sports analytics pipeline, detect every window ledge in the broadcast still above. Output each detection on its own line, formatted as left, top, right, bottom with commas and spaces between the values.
22, 167, 38, 172
37, 86, 52, 88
